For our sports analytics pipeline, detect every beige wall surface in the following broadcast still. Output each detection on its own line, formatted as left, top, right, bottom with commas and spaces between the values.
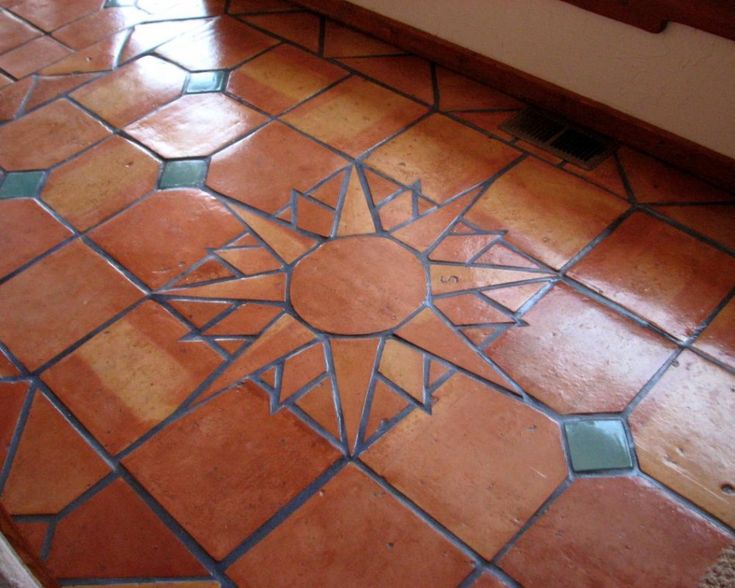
350, 0, 735, 159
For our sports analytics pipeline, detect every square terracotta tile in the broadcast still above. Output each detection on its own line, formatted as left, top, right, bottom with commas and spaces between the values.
0, 10, 42, 54
568, 213, 735, 340
207, 121, 348, 214
282, 77, 427, 157
0, 99, 110, 170
465, 158, 629, 269
630, 351, 735, 527
227, 464, 474, 586
0, 240, 142, 370
363, 373, 566, 558
6, 0, 102, 32
43, 300, 222, 454
124, 93, 267, 158
228, 44, 348, 114
365, 114, 521, 204
42, 135, 160, 230
488, 284, 674, 413
90, 189, 244, 288
72, 55, 187, 127
499, 477, 732, 587
0, 36, 71, 78
0, 198, 72, 279
123, 383, 340, 560
155, 16, 278, 70
651, 203, 735, 251
696, 297, 735, 367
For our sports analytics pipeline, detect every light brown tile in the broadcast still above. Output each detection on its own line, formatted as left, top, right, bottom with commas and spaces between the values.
244, 11, 320, 52
47, 479, 205, 578
499, 476, 733, 587
0, 99, 110, 170
52, 7, 145, 50
72, 55, 187, 127
338, 55, 433, 104
1, 392, 110, 514
227, 465, 474, 587
366, 114, 520, 204
465, 158, 628, 269
363, 372, 566, 558
630, 351, 735, 527
156, 16, 277, 70
123, 383, 340, 559
43, 301, 221, 454
207, 121, 347, 214
0, 198, 72, 278
125, 93, 266, 158
0, 36, 71, 78
0, 10, 41, 54
696, 297, 735, 367
228, 44, 347, 114
488, 284, 674, 413
7, 0, 101, 32
0, 240, 142, 369
652, 203, 735, 250
90, 189, 243, 288
43, 136, 158, 230
568, 213, 735, 340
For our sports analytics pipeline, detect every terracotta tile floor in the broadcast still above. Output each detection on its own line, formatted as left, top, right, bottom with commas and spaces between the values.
0, 1, 734, 586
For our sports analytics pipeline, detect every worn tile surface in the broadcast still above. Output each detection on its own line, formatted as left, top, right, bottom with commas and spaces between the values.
0, 1, 733, 585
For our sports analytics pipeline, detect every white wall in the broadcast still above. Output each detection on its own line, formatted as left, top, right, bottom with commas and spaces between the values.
350, 0, 735, 159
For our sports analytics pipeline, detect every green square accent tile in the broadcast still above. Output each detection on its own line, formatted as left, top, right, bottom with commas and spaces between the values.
564, 419, 633, 472
159, 160, 208, 189
0, 172, 45, 199
186, 71, 228, 94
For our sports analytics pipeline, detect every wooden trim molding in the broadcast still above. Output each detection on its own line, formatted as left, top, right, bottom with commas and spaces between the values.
294, 0, 735, 193
0, 505, 58, 588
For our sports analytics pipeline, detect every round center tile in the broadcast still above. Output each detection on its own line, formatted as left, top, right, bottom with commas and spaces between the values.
290, 235, 426, 335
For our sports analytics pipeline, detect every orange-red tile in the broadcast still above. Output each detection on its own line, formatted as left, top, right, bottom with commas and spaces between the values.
43, 301, 221, 454
568, 213, 735, 340
23, 73, 97, 112
119, 19, 207, 63
363, 373, 566, 558
0, 10, 41, 54
0, 99, 109, 170
228, 44, 347, 114
227, 464, 474, 586
7, 0, 101, 32
499, 476, 733, 587
283, 77, 426, 157
630, 351, 735, 527
244, 11, 320, 52
90, 189, 243, 288
379, 339, 423, 403
339, 55, 434, 104
488, 284, 674, 413
123, 383, 339, 559
40, 29, 128, 75
652, 203, 735, 250
279, 342, 326, 400
465, 158, 628, 269
47, 478, 205, 579
125, 93, 266, 158
453, 110, 518, 141
207, 121, 347, 214
0, 240, 142, 369
619, 147, 734, 203
52, 7, 145, 50
0, 35, 71, 78
43, 136, 158, 230
1, 392, 110, 514
0, 198, 72, 278
563, 156, 628, 197
72, 55, 186, 126
14, 520, 47, 558
323, 20, 399, 57
366, 114, 520, 203
0, 381, 28, 469
437, 67, 522, 111
0, 77, 32, 121
156, 16, 277, 70
472, 573, 509, 588
204, 303, 281, 335
696, 297, 735, 367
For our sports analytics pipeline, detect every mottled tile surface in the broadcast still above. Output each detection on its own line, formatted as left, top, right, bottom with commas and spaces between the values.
0, 1, 732, 585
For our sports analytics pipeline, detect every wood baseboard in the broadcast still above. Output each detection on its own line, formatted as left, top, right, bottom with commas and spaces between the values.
294, 0, 735, 193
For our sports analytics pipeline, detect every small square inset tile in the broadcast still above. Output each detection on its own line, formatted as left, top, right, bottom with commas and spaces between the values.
185, 70, 227, 93
564, 419, 633, 472
124, 93, 267, 158
228, 44, 348, 114
0, 172, 45, 198
568, 213, 735, 340
159, 159, 208, 188
283, 77, 427, 157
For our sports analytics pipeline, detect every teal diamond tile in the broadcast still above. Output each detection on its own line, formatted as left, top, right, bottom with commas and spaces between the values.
564, 419, 633, 472
0, 171, 45, 199
159, 160, 208, 189
186, 71, 228, 94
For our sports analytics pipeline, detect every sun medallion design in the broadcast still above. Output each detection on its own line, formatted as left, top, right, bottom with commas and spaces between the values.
157, 165, 553, 455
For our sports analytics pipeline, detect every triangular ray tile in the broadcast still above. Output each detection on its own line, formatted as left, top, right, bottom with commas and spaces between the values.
428, 360, 450, 385
296, 195, 335, 237
216, 247, 283, 275
474, 243, 543, 269
434, 294, 515, 326
378, 339, 424, 403
364, 168, 402, 205
378, 191, 414, 230
296, 378, 340, 440
215, 338, 249, 354
365, 380, 409, 440
0, 79, 34, 121
280, 342, 327, 402
430, 234, 497, 262
337, 168, 377, 236
309, 171, 345, 209
481, 281, 548, 312
204, 303, 282, 336
460, 325, 498, 346
174, 259, 236, 286
162, 274, 286, 301
168, 299, 232, 328
430, 265, 541, 294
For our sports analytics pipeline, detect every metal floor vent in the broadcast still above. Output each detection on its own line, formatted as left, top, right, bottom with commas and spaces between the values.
500, 108, 615, 170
